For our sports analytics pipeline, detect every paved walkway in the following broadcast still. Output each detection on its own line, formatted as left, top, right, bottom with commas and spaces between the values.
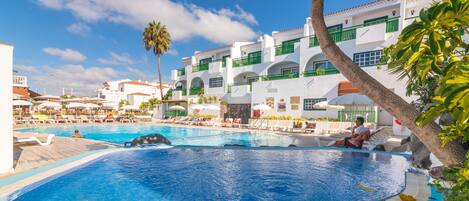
1, 133, 117, 178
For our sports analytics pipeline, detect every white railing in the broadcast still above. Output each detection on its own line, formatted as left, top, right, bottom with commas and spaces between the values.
13, 75, 27, 87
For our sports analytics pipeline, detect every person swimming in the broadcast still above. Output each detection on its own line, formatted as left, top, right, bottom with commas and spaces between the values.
71, 129, 83, 138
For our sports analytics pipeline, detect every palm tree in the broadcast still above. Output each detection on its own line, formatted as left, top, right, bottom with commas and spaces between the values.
143, 21, 171, 101
310, 0, 465, 166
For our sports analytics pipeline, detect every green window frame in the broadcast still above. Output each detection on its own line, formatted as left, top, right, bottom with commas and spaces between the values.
313, 60, 335, 70
353, 50, 383, 67
364, 16, 388, 26
281, 67, 299, 75
222, 55, 230, 67
327, 24, 343, 32
209, 77, 223, 88
199, 57, 212, 64
304, 98, 327, 111
247, 51, 262, 63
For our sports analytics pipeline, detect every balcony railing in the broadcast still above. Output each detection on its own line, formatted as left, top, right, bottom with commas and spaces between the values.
262, 72, 299, 81
310, 17, 399, 47
177, 68, 185, 76
386, 18, 399, 32
189, 87, 203, 95
192, 63, 209, 72
275, 44, 295, 56
232, 55, 262, 67
303, 68, 340, 77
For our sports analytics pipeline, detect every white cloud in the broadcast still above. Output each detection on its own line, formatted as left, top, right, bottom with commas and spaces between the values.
37, 0, 258, 44
38, 0, 63, 9
14, 64, 152, 95
97, 52, 134, 66
167, 49, 178, 56
42, 47, 87, 62
66, 22, 91, 36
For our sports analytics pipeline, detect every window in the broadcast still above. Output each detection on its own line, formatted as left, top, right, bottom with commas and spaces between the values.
304, 98, 327, 111
353, 50, 383, 67
209, 77, 223, 88
281, 67, 299, 75
247, 51, 262, 64
364, 16, 388, 26
313, 60, 335, 70
222, 55, 230, 66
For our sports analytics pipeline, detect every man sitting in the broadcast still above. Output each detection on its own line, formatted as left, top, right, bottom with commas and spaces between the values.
334, 117, 370, 148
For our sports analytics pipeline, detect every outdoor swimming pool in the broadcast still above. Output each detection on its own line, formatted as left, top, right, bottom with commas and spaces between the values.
9, 147, 409, 201
18, 125, 298, 147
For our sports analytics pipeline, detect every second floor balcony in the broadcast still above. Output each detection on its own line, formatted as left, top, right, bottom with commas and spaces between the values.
192, 63, 209, 73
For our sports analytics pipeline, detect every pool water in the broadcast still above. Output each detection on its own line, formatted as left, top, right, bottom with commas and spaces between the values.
19, 125, 298, 147
10, 147, 409, 201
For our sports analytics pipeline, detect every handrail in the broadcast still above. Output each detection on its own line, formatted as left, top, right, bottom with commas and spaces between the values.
232, 54, 262, 67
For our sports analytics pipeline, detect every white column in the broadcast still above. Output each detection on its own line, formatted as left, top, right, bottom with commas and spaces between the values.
0, 43, 14, 173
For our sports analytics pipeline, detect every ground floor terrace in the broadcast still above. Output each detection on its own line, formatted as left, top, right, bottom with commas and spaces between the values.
0, 121, 435, 200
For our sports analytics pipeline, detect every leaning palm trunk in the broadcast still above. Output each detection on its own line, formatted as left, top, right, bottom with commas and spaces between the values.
310, 0, 465, 166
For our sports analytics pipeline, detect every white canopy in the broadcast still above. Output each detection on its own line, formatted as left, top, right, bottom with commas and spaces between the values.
204, 105, 220, 111
328, 94, 374, 106
253, 104, 272, 111
66, 102, 86, 109
190, 104, 205, 110
122, 105, 140, 111
169, 105, 185, 111
37, 102, 62, 110
313, 101, 345, 110
13, 100, 32, 106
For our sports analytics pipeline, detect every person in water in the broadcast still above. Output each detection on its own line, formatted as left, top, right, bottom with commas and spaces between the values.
334, 117, 370, 148
71, 129, 83, 138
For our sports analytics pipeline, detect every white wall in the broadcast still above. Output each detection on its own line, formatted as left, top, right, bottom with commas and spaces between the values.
0, 44, 13, 173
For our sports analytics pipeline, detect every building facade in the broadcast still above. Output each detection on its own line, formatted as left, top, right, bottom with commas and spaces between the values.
1, 43, 14, 173
169, 0, 433, 125
98, 79, 170, 109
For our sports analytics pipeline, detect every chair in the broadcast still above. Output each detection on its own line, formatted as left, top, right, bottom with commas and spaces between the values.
14, 134, 55, 146
305, 122, 317, 133
361, 128, 389, 150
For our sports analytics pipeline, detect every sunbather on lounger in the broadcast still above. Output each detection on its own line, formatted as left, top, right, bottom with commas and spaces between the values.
333, 117, 370, 148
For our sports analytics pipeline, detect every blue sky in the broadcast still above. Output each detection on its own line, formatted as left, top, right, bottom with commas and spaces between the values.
1, 0, 374, 96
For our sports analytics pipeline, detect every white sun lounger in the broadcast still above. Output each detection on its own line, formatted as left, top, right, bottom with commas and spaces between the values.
14, 134, 55, 146
362, 128, 389, 150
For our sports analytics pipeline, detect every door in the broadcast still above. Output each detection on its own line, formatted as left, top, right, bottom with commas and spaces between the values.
226, 104, 251, 124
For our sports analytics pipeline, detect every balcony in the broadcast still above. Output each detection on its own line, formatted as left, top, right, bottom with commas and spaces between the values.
192, 63, 209, 73
303, 68, 340, 77
229, 83, 252, 97
13, 75, 27, 87
310, 17, 399, 47
275, 44, 295, 56
232, 54, 262, 67
174, 88, 187, 96
189, 87, 203, 95
177, 68, 185, 76
261, 72, 299, 81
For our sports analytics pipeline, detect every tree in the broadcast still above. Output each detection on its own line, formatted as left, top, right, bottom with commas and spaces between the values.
148, 98, 161, 110
310, 0, 466, 166
143, 21, 171, 101
382, 1, 468, 199
118, 100, 127, 109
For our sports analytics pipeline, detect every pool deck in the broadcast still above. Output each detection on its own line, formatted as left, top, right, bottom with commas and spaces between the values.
2, 133, 118, 179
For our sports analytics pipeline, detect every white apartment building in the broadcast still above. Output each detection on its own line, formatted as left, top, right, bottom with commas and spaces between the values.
169, 0, 432, 125
98, 79, 170, 109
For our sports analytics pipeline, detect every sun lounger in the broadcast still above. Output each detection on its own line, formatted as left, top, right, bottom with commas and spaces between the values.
80, 116, 91, 123
362, 128, 389, 150
14, 134, 55, 146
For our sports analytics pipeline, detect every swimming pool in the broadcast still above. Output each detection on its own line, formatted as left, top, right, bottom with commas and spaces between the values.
9, 147, 409, 201
18, 125, 298, 147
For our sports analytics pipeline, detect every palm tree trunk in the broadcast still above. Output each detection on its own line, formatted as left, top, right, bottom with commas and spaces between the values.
157, 54, 164, 100
311, 0, 465, 166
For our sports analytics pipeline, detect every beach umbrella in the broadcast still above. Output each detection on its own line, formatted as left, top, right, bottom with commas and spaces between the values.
313, 101, 345, 110
328, 94, 374, 106
253, 104, 272, 111
169, 105, 185, 117
37, 101, 61, 110
13, 100, 32, 106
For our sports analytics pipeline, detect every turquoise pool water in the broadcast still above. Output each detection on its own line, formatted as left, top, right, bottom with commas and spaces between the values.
18, 125, 297, 147
9, 147, 410, 201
